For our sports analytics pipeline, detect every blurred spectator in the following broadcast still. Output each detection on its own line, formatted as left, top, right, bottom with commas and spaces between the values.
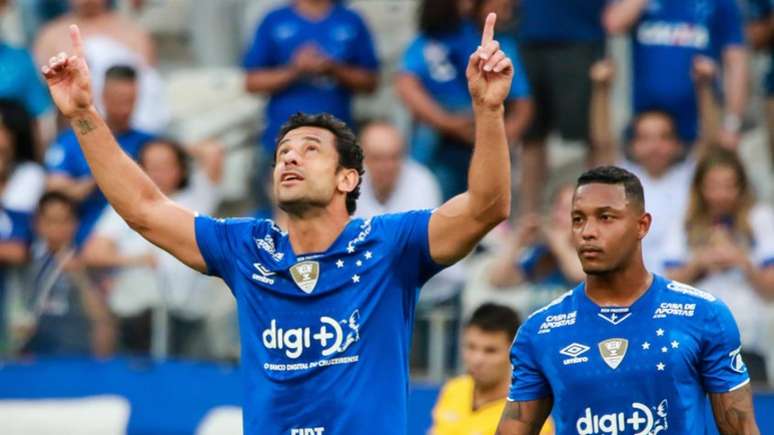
243, 0, 379, 157
17, 191, 114, 357
487, 184, 584, 312
604, 0, 748, 148
514, 0, 607, 215
663, 148, 774, 383
430, 303, 554, 435
15, 0, 70, 45
0, 100, 46, 213
83, 139, 224, 357
742, 0, 774, 166
396, 0, 531, 200
45, 65, 153, 246
34, 0, 155, 67
0, 188, 31, 352
355, 121, 442, 218
589, 56, 720, 274
0, 22, 52, 121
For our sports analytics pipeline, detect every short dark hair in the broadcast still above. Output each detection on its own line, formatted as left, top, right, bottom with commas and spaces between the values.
37, 190, 78, 218
275, 113, 364, 215
576, 166, 645, 211
419, 0, 462, 36
105, 64, 137, 82
466, 303, 521, 341
139, 138, 190, 190
0, 99, 36, 163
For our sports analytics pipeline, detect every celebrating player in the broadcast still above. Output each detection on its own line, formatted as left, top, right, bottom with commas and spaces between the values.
497, 166, 760, 434
41, 14, 513, 435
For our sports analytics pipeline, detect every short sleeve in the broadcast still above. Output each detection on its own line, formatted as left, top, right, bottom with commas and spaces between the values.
377, 210, 445, 286
750, 205, 774, 268
712, 0, 745, 49
348, 13, 379, 70
501, 39, 530, 100
243, 13, 277, 69
700, 300, 750, 393
194, 215, 255, 282
661, 220, 690, 270
44, 136, 77, 175
20, 51, 52, 117
399, 38, 426, 76
508, 324, 552, 401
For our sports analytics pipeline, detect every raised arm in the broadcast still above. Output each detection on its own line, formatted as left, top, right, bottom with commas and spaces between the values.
428, 13, 512, 265
710, 385, 760, 435
42, 26, 206, 272
588, 59, 618, 165
496, 398, 554, 435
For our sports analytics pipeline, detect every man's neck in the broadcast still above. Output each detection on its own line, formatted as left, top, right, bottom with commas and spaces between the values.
286, 208, 350, 255
472, 376, 510, 410
585, 255, 652, 307
294, 0, 333, 20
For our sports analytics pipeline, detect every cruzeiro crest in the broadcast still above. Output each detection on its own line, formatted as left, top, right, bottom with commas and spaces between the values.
598, 338, 628, 370
290, 261, 320, 294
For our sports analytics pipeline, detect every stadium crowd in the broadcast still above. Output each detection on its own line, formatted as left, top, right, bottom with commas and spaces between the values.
0, 0, 773, 431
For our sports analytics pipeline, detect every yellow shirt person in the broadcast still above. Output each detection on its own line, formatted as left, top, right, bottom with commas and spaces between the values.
431, 375, 554, 435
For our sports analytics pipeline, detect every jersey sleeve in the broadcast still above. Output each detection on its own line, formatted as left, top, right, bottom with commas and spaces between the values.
44, 135, 77, 175
242, 13, 277, 69
377, 210, 446, 287
508, 323, 552, 401
699, 300, 751, 393
712, 0, 745, 49
194, 214, 255, 285
349, 12, 380, 70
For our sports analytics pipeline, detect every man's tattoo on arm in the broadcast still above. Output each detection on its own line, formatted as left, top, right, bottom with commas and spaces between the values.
496, 399, 552, 435
710, 384, 760, 435
75, 118, 96, 135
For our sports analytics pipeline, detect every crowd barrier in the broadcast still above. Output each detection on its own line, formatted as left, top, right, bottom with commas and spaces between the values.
0, 358, 771, 434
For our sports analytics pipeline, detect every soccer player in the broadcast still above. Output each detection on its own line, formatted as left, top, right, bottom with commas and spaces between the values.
41, 14, 514, 435
497, 166, 760, 434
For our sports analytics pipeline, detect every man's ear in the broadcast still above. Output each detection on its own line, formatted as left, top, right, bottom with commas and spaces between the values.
338, 168, 359, 194
638, 212, 652, 240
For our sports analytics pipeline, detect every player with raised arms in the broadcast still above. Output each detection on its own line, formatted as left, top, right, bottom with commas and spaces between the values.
497, 166, 760, 434
41, 14, 513, 435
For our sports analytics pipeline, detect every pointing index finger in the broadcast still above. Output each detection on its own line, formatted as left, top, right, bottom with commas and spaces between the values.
481, 13, 497, 46
69, 25, 85, 59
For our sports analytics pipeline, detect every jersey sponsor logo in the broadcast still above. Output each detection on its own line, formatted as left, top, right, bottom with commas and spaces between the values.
262, 310, 361, 360
666, 281, 716, 301
598, 338, 629, 370
252, 262, 276, 285
637, 21, 709, 49
423, 41, 458, 83
290, 261, 320, 294
598, 307, 632, 325
576, 399, 668, 435
652, 302, 696, 319
256, 234, 285, 262
538, 311, 577, 334
291, 428, 325, 435
729, 346, 747, 374
560, 343, 590, 365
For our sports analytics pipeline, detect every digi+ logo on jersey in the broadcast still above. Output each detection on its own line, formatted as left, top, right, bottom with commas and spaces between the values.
262, 310, 361, 359
576, 400, 668, 435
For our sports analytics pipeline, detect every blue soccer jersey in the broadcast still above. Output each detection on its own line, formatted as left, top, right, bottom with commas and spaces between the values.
195, 210, 444, 435
509, 274, 750, 434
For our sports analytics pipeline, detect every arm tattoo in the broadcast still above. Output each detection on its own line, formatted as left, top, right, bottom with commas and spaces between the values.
75, 118, 96, 135
710, 385, 760, 435
496, 398, 552, 435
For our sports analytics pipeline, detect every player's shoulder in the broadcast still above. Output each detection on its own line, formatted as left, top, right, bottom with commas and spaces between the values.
370, 209, 433, 229
656, 275, 732, 319
520, 286, 582, 334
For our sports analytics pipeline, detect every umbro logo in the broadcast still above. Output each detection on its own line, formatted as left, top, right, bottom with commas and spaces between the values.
252, 262, 275, 285
560, 343, 590, 366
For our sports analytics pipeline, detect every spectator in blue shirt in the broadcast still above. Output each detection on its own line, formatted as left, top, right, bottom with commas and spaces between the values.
243, 0, 379, 156
742, 0, 774, 167
396, 0, 532, 199
514, 0, 608, 215
45, 65, 153, 246
605, 0, 748, 149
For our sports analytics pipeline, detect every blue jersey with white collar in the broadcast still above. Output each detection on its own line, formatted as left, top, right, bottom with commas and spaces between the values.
195, 210, 444, 435
509, 274, 749, 434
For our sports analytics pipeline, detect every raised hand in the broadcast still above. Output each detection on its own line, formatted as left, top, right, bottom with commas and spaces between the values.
41, 25, 94, 119
466, 13, 513, 110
